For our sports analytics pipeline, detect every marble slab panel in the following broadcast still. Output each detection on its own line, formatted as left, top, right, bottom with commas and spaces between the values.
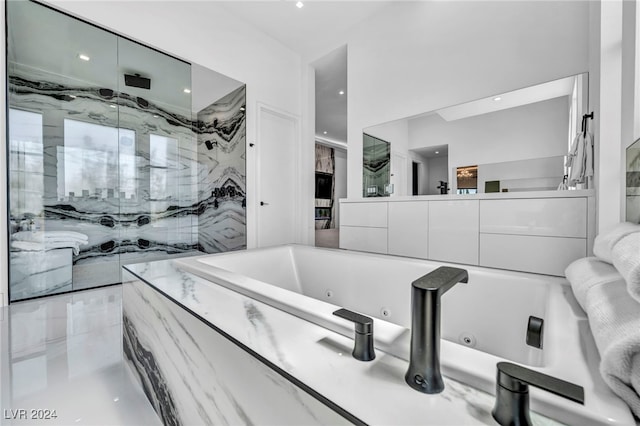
123, 274, 349, 425
196, 86, 246, 254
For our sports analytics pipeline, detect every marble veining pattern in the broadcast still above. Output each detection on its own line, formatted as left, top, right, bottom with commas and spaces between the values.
8, 64, 200, 294
123, 260, 563, 426
196, 86, 246, 254
8, 62, 246, 298
123, 273, 348, 425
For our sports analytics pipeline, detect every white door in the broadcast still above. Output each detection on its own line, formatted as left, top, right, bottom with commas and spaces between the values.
257, 106, 298, 247
391, 152, 407, 196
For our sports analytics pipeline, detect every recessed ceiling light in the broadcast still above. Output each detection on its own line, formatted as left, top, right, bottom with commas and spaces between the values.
78, 54, 90, 61
323, 131, 327, 135
240, 107, 245, 111
110, 104, 117, 108
153, 114, 159, 118
493, 96, 502, 101
296, 1, 304, 8
435, 151, 439, 154
183, 88, 191, 94
339, 90, 345, 95
69, 95, 77, 99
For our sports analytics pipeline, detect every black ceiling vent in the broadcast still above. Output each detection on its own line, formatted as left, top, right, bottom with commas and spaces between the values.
124, 73, 151, 90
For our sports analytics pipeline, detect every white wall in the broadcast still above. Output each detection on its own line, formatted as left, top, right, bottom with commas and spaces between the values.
1, 1, 303, 305
408, 96, 569, 184
334, 148, 348, 227
595, 0, 624, 233
346, 1, 590, 199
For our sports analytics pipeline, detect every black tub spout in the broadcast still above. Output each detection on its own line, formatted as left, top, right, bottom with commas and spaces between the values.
405, 266, 468, 394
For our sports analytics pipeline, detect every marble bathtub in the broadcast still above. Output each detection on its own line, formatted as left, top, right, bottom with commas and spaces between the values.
169, 245, 634, 425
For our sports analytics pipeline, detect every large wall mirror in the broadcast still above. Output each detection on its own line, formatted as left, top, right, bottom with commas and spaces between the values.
628, 138, 640, 223
6, 0, 246, 302
364, 73, 589, 196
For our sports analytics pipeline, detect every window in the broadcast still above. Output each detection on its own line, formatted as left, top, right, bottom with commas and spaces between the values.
58, 119, 136, 201
149, 134, 179, 201
9, 108, 44, 218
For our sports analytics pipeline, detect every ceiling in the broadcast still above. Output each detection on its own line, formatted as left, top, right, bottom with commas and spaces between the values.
216, 1, 392, 58
215, 1, 394, 146
411, 144, 449, 160
435, 75, 577, 122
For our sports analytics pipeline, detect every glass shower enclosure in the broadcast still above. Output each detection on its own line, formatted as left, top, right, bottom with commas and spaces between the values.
6, 1, 242, 302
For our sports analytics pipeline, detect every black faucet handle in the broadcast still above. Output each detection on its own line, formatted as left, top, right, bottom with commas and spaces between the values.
497, 362, 584, 403
333, 308, 372, 333
492, 362, 584, 426
332, 308, 375, 361
412, 266, 468, 294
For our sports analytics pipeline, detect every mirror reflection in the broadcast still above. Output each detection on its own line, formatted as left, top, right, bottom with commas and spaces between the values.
363, 133, 391, 197
627, 138, 640, 223
364, 73, 589, 196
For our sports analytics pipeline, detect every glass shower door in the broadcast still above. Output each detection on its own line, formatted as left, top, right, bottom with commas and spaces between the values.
6, 1, 195, 302
7, 0, 120, 300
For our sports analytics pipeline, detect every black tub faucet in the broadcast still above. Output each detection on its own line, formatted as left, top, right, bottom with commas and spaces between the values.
405, 266, 468, 394
492, 362, 584, 426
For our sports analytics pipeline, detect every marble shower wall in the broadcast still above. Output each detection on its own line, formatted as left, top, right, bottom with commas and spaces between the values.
7, 1, 248, 301
8, 62, 199, 295
196, 86, 247, 253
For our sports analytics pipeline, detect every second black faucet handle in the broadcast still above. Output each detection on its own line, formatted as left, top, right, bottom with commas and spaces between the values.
332, 308, 375, 361
492, 362, 584, 426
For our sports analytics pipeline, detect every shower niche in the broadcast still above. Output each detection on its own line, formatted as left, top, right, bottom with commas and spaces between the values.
6, 0, 246, 301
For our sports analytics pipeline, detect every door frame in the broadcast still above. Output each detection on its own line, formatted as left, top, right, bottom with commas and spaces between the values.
253, 102, 301, 248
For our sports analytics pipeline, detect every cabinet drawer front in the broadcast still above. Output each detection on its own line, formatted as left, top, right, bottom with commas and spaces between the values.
340, 202, 388, 228
480, 198, 587, 238
428, 200, 479, 265
388, 201, 428, 258
479, 234, 586, 276
340, 226, 388, 254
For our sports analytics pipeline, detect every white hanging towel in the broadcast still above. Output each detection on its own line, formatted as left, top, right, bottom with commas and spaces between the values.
566, 131, 594, 186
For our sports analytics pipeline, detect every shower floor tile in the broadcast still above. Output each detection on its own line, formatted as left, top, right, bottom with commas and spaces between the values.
1, 286, 161, 426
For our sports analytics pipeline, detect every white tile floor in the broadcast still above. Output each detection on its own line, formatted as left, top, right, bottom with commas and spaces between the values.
0, 286, 160, 426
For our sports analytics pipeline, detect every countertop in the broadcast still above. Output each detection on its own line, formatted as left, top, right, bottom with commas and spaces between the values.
341, 189, 594, 203
124, 259, 560, 426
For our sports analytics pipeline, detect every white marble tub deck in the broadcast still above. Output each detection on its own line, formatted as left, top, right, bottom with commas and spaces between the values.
123, 256, 619, 426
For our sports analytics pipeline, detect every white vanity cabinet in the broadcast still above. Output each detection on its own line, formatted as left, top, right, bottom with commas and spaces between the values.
478, 198, 588, 275
339, 191, 594, 276
388, 201, 429, 258
340, 202, 388, 254
428, 200, 479, 265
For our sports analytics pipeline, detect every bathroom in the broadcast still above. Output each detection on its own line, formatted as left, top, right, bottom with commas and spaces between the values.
1, 0, 639, 425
